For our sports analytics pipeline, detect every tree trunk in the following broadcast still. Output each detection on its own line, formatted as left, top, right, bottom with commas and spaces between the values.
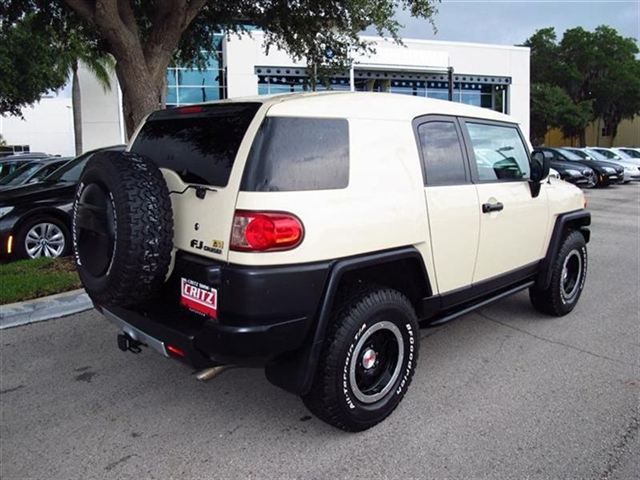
578, 130, 586, 148
71, 61, 83, 156
115, 62, 165, 136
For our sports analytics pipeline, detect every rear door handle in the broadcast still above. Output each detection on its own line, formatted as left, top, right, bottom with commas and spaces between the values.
482, 202, 504, 213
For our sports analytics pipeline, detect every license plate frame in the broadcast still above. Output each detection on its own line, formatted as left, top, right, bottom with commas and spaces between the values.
180, 278, 218, 319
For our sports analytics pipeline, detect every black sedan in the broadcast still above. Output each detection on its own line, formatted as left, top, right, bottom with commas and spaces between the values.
0, 153, 52, 181
537, 147, 624, 187
0, 145, 125, 260
0, 157, 71, 190
546, 158, 596, 187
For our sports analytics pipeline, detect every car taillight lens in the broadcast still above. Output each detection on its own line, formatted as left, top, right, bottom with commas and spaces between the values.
230, 211, 304, 252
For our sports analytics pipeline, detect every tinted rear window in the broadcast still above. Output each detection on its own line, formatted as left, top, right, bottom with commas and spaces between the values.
241, 117, 349, 192
131, 103, 260, 187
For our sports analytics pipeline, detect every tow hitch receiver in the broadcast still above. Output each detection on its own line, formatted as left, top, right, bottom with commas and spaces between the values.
117, 333, 143, 353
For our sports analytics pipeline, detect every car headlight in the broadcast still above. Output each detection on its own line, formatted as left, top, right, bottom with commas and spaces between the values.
0, 206, 14, 219
582, 169, 593, 176
604, 167, 616, 174
565, 169, 581, 176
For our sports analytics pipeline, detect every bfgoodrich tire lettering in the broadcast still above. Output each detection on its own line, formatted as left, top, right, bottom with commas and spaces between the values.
302, 286, 419, 431
530, 230, 587, 316
73, 151, 173, 307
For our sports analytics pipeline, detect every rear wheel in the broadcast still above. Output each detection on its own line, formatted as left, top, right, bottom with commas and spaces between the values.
303, 286, 419, 431
15, 216, 70, 259
530, 230, 587, 316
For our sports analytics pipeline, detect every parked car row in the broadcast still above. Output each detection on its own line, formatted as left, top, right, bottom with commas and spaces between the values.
0, 145, 125, 261
536, 146, 640, 188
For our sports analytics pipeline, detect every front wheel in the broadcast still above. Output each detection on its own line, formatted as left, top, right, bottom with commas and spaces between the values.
530, 230, 587, 316
14, 216, 70, 259
302, 286, 419, 432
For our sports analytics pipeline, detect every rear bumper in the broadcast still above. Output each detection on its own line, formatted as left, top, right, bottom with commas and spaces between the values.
98, 251, 330, 368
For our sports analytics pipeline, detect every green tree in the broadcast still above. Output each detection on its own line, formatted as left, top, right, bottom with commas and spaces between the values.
588, 26, 640, 145
2, 1, 439, 136
0, 15, 68, 116
525, 25, 640, 146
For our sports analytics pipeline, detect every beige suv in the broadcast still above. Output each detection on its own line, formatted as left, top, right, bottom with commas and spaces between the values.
72, 92, 590, 431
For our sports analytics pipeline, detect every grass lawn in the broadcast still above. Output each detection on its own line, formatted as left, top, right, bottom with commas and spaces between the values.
0, 257, 82, 305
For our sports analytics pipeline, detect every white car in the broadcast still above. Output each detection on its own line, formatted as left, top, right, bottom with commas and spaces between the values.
612, 147, 640, 162
589, 147, 640, 166
71, 92, 590, 431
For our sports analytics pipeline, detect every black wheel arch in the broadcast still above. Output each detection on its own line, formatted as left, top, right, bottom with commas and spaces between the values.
12, 207, 72, 239
536, 209, 590, 291
265, 246, 432, 395
13, 207, 71, 232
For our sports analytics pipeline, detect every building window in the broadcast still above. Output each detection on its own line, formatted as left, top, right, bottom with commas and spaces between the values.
255, 67, 510, 114
166, 35, 226, 107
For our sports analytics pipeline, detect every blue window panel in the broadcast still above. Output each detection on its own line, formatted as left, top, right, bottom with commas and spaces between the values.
178, 87, 221, 104
460, 91, 481, 106
166, 86, 177, 104
427, 90, 449, 101
389, 86, 419, 96
206, 55, 222, 70
166, 69, 177, 87
178, 69, 221, 87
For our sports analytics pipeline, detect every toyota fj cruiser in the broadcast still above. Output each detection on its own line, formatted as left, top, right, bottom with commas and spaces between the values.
73, 92, 590, 431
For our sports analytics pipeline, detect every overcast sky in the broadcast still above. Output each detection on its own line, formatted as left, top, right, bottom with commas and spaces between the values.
378, 0, 639, 45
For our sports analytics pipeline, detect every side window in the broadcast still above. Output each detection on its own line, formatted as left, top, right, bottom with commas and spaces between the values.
417, 121, 467, 186
242, 117, 349, 191
466, 123, 530, 182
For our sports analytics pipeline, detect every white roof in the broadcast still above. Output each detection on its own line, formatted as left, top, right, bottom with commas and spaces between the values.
223, 92, 516, 124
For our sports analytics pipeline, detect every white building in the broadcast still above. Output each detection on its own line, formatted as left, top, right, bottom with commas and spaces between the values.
1, 32, 530, 156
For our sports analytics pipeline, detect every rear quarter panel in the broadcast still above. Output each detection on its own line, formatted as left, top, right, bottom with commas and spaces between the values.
229, 117, 432, 269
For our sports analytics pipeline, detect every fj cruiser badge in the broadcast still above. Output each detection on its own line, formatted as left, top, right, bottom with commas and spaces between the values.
180, 278, 217, 319
190, 238, 223, 254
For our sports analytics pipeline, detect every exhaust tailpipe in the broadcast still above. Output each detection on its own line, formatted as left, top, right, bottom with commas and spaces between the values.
195, 365, 233, 382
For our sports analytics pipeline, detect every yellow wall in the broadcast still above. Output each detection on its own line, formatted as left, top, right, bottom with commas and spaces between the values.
544, 116, 640, 147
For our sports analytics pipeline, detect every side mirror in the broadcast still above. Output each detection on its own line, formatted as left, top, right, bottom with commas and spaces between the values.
529, 149, 552, 197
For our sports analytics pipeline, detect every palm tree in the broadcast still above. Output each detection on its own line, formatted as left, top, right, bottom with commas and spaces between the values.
59, 34, 115, 155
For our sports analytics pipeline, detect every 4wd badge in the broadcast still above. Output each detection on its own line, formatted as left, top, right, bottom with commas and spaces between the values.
180, 278, 217, 319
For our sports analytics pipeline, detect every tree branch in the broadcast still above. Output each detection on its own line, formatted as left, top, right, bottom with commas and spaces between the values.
63, 0, 96, 24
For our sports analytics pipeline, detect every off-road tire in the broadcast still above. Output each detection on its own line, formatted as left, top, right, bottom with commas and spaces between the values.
530, 230, 587, 316
303, 285, 419, 432
72, 151, 173, 307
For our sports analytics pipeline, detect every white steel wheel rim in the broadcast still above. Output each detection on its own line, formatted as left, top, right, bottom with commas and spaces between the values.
561, 249, 582, 301
349, 321, 405, 404
25, 223, 66, 258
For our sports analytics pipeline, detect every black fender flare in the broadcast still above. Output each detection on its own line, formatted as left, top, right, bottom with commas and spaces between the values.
265, 246, 431, 395
537, 209, 591, 290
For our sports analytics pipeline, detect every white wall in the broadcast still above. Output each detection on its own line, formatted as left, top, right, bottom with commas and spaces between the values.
1, 97, 74, 156
77, 63, 124, 151
0, 62, 124, 157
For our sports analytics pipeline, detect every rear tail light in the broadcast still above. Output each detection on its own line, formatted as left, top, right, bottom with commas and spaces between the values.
230, 210, 304, 252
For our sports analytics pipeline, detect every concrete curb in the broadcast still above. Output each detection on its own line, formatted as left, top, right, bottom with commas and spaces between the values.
0, 289, 93, 330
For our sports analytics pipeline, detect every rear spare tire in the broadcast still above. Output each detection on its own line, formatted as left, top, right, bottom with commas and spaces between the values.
72, 151, 173, 307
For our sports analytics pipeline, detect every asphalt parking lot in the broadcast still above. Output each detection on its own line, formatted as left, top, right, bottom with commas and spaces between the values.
1, 183, 639, 480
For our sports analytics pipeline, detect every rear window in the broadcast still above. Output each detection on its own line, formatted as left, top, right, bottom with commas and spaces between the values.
241, 117, 349, 192
131, 103, 260, 187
